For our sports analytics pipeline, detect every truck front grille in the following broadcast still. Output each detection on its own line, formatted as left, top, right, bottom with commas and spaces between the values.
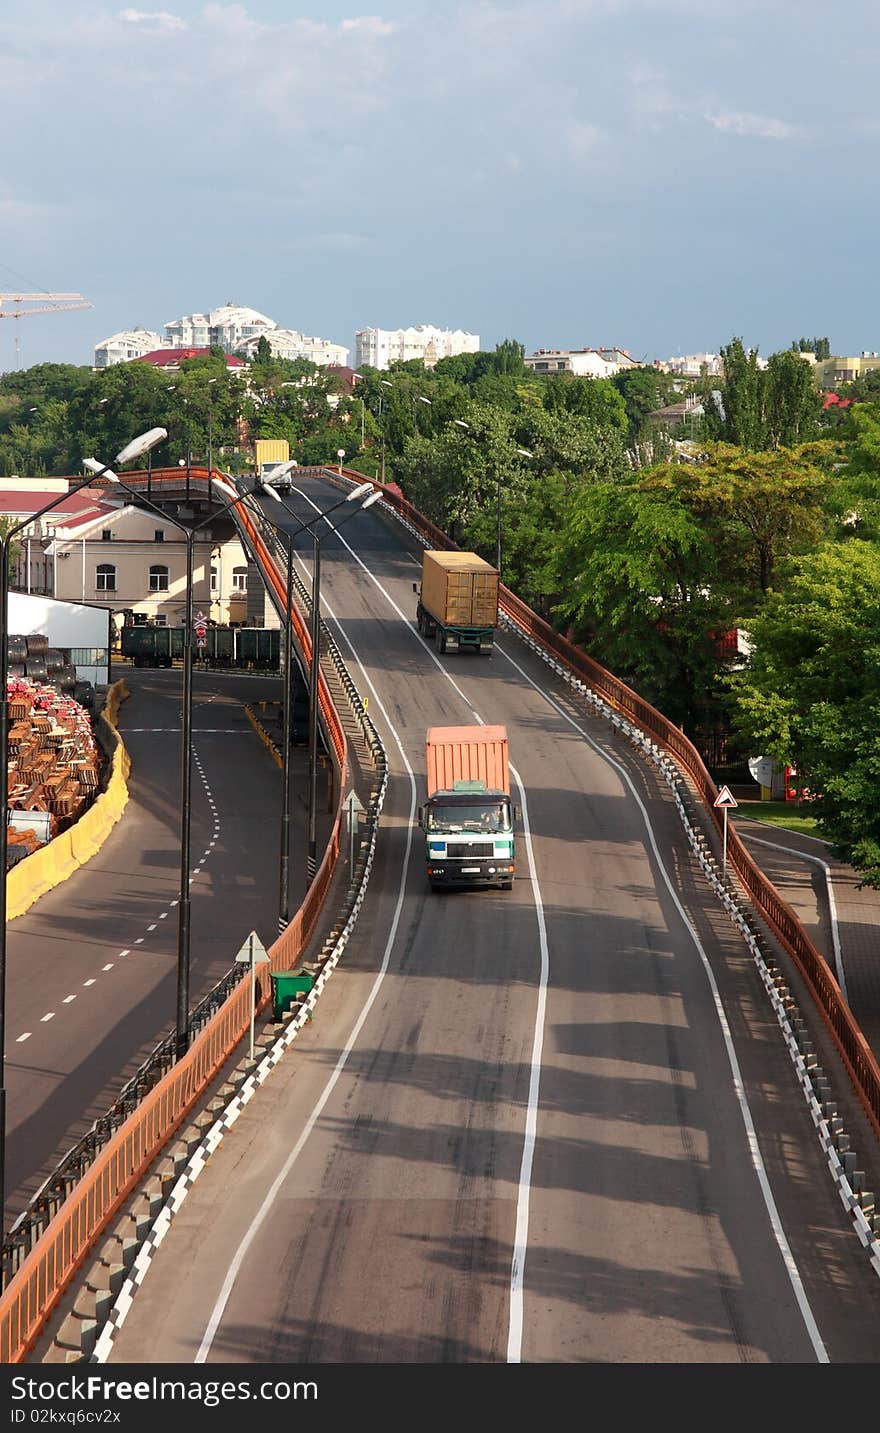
446, 841, 494, 858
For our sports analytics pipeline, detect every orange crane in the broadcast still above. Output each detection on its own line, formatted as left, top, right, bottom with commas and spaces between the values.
0, 291, 94, 367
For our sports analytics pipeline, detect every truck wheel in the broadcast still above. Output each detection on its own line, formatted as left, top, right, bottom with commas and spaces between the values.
416, 608, 423, 633
501, 879, 514, 891
438, 631, 447, 654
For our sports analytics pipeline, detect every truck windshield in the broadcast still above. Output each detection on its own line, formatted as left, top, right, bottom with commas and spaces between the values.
427, 803, 510, 834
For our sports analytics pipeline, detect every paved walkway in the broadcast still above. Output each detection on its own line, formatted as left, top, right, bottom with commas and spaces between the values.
734, 811, 880, 1060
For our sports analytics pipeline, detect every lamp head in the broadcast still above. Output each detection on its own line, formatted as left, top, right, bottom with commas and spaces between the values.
115, 427, 168, 464
347, 481, 375, 502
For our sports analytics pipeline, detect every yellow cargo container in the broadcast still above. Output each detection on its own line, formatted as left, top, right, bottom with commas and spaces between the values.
416, 550, 499, 653
254, 438, 290, 470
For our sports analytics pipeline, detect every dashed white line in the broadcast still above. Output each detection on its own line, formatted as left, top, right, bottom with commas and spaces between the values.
41, 1013, 55, 1023
102, 964, 114, 972
63, 996, 76, 1004
83, 979, 96, 987
16, 1033, 31, 1043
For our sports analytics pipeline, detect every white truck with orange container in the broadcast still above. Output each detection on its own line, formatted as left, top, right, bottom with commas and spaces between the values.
419, 725, 518, 890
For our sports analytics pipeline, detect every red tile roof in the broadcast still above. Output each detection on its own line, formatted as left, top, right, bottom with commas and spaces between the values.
137, 348, 246, 369
0, 489, 112, 520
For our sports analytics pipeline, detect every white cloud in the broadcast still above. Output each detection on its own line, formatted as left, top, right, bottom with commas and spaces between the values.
119, 9, 188, 34
705, 110, 804, 140
567, 122, 603, 156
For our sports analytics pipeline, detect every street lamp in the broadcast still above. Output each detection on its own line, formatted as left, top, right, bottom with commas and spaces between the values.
378, 380, 392, 483
84, 460, 260, 1058
0, 425, 167, 1235
261, 479, 378, 888
336, 449, 345, 474
453, 418, 532, 577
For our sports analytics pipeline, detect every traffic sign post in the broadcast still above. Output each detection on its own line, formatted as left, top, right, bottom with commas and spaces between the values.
713, 785, 738, 880
343, 788, 365, 870
194, 609, 208, 658
235, 930, 270, 1061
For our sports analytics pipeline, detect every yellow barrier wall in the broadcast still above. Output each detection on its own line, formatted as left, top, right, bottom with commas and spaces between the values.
6, 680, 131, 921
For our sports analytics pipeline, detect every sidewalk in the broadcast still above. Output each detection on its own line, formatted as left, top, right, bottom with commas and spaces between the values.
734, 813, 880, 1060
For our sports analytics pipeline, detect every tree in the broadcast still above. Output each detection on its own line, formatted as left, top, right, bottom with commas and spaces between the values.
709, 337, 765, 449
729, 542, 880, 886
761, 350, 821, 448
792, 337, 830, 360
611, 367, 680, 438
553, 475, 732, 730
543, 374, 628, 432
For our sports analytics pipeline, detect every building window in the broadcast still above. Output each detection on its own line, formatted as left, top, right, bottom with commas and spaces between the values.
96, 563, 116, 592
152, 614, 168, 627
154, 530, 165, 542
149, 564, 170, 592
102, 530, 112, 542
232, 566, 248, 592
210, 566, 218, 592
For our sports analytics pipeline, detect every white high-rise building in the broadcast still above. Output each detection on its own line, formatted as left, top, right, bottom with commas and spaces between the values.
93, 327, 166, 368
354, 325, 480, 371
164, 302, 276, 353
235, 329, 349, 367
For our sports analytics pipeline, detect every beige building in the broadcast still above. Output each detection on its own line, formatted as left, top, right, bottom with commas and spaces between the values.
45, 502, 276, 629
811, 351, 880, 390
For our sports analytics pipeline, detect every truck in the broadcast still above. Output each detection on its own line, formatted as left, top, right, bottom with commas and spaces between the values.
414, 550, 499, 654
419, 725, 518, 890
253, 439, 292, 492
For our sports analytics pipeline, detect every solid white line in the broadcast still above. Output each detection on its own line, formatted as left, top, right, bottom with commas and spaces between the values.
738, 828, 847, 1002
291, 525, 552, 1365
505, 774, 548, 1363
496, 641, 829, 1363
195, 595, 419, 1363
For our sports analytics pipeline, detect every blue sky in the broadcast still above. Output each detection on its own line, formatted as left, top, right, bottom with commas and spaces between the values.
1, 1, 877, 370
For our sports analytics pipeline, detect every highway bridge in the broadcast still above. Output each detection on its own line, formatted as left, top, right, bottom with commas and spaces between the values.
3, 466, 880, 1364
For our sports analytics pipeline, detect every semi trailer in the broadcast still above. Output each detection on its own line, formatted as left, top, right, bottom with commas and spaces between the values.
414, 550, 499, 653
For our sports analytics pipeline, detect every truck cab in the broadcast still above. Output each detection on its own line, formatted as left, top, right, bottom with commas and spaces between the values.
420, 783, 517, 890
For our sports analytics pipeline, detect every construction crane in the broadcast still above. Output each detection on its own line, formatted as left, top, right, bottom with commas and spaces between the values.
0, 292, 94, 368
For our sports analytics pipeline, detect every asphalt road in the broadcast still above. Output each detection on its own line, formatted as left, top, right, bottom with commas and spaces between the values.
4, 665, 318, 1227
103, 476, 880, 1364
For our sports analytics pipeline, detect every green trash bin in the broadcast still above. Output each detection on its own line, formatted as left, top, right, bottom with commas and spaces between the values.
271, 968, 314, 1020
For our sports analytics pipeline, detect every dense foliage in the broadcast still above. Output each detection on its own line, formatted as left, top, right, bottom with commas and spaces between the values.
3, 339, 879, 880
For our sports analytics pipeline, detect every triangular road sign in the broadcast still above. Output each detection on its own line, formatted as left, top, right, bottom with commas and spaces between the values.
714, 785, 738, 809
344, 789, 365, 816
234, 930, 270, 964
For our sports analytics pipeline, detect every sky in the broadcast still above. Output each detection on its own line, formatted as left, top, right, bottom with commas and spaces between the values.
0, 0, 877, 372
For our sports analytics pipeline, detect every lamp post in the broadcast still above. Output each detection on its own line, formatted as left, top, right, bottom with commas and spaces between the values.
261, 478, 378, 888
378, 380, 392, 483
0, 425, 167, 1235
453, 419, 532, 578
84, 462, 260, 1058
336, 449, 345, 475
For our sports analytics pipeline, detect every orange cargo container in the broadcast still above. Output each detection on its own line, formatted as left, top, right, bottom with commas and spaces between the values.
425, 724, 509, 796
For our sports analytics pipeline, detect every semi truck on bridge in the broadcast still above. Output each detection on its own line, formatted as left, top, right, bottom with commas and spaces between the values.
414, 550, 499, 654
419, 724, 517, 890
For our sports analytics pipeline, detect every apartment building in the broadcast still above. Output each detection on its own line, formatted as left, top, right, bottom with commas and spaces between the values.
354, 325, 480, 371
235, 328, 349, 366
524, 347, 640, 378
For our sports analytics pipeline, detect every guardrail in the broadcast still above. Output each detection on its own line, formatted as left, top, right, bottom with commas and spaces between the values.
0, 485, 359, 1362
347, 467, 880, 1148
4, 462, 877, 1359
